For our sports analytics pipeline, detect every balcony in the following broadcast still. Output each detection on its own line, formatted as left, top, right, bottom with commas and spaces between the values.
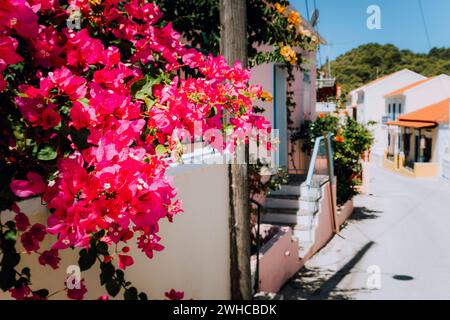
316, 102, 337, 113
381, 115, 394, 124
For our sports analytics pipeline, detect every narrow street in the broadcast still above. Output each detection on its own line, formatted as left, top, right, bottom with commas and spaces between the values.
280, 159, 450, 300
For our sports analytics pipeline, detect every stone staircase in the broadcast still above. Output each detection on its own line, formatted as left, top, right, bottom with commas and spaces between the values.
261, 174, 329, 259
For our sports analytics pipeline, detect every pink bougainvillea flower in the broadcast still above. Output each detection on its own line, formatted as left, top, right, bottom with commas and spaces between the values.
0, 36, 23, 65
137, 231, 164, 259
10, 171, 46, 197
0, 0, 39, 39
15, 211, 30, 231
21, 231, 40, 252
20, 223, 46, 252
98, 295, 109, 300
39, 107, 61, 129
9, 283, 31, 300
65, 29, 104, 71
69, 100, 95, 130
31, 25, 65, 68
38, 249, 61, 269
165, 289, 184, 300
0, 74, 6, 91
66, 279, 88, 300
118, 254, 134, 270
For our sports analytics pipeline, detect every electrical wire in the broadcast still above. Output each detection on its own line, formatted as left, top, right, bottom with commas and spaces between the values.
312, 0, 322, 68
418, 0, 432, 49
305, 0, 310, 20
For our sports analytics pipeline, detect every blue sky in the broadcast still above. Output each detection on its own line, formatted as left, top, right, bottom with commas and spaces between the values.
291, 0, 450, 65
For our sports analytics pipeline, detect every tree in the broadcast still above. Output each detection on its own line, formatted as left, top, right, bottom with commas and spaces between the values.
219, 0, 252, 300
326, 43, 450, 92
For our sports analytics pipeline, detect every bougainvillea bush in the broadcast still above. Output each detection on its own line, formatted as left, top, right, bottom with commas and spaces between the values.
0, 0, 272, 300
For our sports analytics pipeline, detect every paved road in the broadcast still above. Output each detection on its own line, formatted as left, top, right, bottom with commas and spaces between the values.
280, 160, 450, 300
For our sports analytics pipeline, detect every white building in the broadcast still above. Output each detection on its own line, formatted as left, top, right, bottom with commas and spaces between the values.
347, 69, 427, 158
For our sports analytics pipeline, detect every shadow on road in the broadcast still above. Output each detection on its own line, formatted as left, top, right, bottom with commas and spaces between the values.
348, 206, 383, 222
280, 242, 375, 300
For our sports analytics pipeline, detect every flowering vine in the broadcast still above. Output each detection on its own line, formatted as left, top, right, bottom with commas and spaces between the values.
0, 0, 271, 299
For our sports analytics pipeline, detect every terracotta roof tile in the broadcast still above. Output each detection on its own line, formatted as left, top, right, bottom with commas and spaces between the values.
386, 120, 436, 128
399, 98, 450, 123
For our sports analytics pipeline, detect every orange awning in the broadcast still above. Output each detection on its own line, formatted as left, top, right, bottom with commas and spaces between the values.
398, 99, 450, 123
386, 120, 436, 128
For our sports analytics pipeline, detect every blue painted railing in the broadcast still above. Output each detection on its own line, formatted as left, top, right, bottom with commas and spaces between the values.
305, 133, 334, 187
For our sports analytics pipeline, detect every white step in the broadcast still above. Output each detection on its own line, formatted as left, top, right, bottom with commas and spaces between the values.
300, 184, 322, 198
296, 214, 315, 228
299, 198, 318, 212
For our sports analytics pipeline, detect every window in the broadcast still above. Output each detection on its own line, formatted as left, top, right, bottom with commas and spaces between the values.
392, 103, 396, 119
398, 103, 402, 116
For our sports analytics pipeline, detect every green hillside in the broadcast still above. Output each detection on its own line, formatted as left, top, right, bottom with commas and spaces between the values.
326, 43, 450, 92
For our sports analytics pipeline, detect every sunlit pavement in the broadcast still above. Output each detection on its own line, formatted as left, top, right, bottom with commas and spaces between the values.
280, 158, 450, 300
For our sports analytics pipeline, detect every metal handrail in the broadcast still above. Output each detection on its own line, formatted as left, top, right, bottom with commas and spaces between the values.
305, 133, 334, 187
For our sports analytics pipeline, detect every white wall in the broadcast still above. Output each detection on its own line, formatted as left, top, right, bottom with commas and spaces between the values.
356, 70, 427, 156
403, 75, 450, 113
0, 158, 231, 300
436, 126, 450, 178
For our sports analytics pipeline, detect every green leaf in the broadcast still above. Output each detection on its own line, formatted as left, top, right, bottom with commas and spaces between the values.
138, 292, 148, 300
132, 75, 160, 100
105, 279, 121, 297
33, 289, 49, 298
69, 127, 90, 150
37, 145, 57, 161
0, 268, 16, 291
207, 106, 218, 118
78, 98, 90, 107
5, 221, 16, 230
115, 270, 125, 282
4, 230, 16, 241
100, 262, 115, 286
155, 144, 167, 157
124, 287, 138, 300
1, 252, 20, 268
96, 241, 109, 256
21, 267, 31, 279
78, 248, 97, 271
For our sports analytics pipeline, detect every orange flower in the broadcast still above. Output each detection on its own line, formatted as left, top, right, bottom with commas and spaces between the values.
288, 11, 301, 26
318, 113, 325, 118
260, 90, 273, 102
275, 3, 285, 14
279, 45, 297, 65
334, 136, 345, 143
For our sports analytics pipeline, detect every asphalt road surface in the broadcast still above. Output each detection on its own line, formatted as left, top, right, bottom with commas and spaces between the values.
280, 160, 450, 300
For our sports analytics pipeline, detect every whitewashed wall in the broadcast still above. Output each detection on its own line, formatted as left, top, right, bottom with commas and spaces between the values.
353, 70, 426, 157
402, 75, 450, 112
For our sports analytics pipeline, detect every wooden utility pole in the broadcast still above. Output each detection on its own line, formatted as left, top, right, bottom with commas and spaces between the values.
219, 0, 251, 300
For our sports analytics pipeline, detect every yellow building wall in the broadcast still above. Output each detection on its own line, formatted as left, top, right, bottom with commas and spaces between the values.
383, 149, 438, 178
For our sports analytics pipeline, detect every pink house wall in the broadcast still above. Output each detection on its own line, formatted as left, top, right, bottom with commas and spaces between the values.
250, 51, 318, 129
250, 50, 318, 173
